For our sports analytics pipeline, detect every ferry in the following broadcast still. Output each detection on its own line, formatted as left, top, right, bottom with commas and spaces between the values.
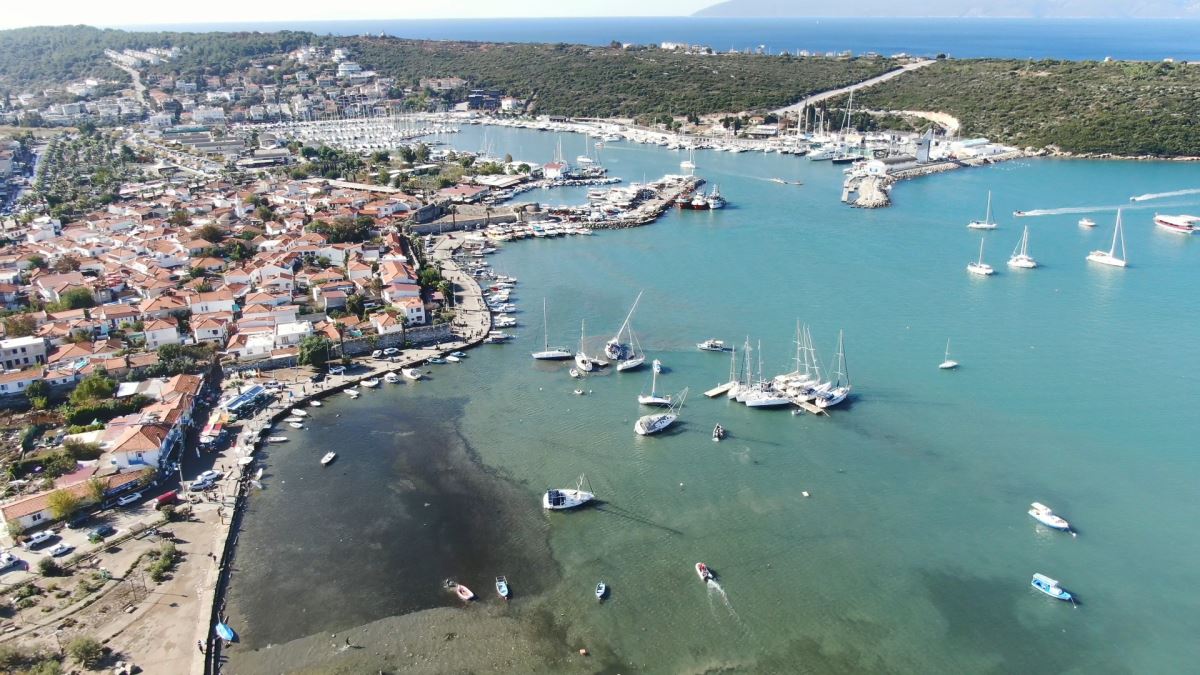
1154, 213, 1199, 234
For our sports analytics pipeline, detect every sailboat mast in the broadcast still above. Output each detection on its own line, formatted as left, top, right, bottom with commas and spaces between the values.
543, 298, 549, 351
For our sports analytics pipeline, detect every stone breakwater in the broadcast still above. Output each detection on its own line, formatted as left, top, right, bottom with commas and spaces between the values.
845, 149, 1029, 208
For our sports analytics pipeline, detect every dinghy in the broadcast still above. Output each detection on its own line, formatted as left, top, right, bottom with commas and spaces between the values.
595, 581, 607, 601
320, 452, 336, 466
495, 576, 510, 599
695, 562, 715, 582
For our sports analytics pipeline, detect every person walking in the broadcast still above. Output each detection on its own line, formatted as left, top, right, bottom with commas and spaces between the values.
197, 640, 205, 654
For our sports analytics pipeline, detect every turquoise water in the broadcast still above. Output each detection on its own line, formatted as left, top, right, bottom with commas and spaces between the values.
230, 128, 1200, 673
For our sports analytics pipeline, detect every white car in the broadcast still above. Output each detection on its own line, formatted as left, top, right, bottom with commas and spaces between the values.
25, 531, 56, 548
0, 552, 19, 569
328, 365, 346, 375
48, 543, 74, 557
383, 347, 400, 356
197, 470, 223, 483
371, 349, 383, 358
116, 492, 142, 507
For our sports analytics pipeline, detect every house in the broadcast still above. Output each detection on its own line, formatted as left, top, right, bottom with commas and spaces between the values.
542, 162, 569, 180
0, 469, 150, 532
397, 296, 426, 326
224, 330, 275, 360
436, 184, 489, 204
187, 289, 236, 314
0, 367, 42, 394
371, 312, 405, 336
192, 316, 229, 344
143, 318, 181, 349
1, 336, 48, 370
273, 320, 313, 348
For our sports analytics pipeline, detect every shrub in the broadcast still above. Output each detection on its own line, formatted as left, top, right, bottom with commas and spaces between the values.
66, 637, 103, 668
38, 558, 65, 577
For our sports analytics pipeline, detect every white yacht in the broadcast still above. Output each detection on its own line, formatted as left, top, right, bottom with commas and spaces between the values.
1087, 210, 1128, 267
383, 372, 400, 383
605, 291, 643, 363
637, 359, 672, 406
635, 388, 688, 436
967, 238, 995, 276
1028, 502, 1072, 532
815, 331, 851, 409
938, 339, 959, 370
967, 191, 999, 230
531, 299, 574, 360
1078, 217, 1096, 228
1007, 225, 1037, 268
697, 338, 729, 352
543, 474, 595, 510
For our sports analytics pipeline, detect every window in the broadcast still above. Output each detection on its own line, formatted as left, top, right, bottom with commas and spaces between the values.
31, 513, 42, 522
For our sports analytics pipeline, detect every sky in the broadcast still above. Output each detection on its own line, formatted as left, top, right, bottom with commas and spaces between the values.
0, 0, 708, 30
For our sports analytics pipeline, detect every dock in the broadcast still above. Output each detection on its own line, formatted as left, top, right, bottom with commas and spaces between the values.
790, 399, 829, 416
705, 382, 735, 398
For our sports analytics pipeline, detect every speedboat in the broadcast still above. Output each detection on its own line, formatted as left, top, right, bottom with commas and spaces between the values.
361, 378, 380, 388
495, 576, 510, 599
402, 368, 423, 381
697, 339, 729, 352
1028, 502, 1072, 531
1078, 217, 1096, 228
695, 562, 715, 582
595, 581, 607, 601
320, 452, 336, 465
1031, 573, 1073, 602
712, 424, 725, 442
383, 372, 400, 383
543, 474, 595, 510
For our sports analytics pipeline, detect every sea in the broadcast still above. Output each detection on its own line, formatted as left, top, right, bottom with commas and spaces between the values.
221, 126, 1200, 673
119, 17, 1200, 62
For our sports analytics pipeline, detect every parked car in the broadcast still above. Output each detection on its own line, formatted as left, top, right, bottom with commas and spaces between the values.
328, 365, 345, 375
188, 479, 215, 492
0, 552, 20, 569
67, 513, 92, 529
116, 492, 142, 507
196, 470, 223, 483
88, 524, 116, 540
383, 347, 400, 356
48, 543, 74, 557
24, 531, 56, 549
154, 491, 179, 509
371, 349, 383, 358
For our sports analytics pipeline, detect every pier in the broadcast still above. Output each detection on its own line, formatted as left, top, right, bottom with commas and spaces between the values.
842, 149, 1028, 208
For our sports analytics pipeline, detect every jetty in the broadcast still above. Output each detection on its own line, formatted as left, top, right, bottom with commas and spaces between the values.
705, 382, 735, 398
790, 399, 829, 416
842, 148, 1027, 209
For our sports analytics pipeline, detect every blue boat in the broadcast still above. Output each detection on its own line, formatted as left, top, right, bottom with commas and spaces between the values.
595, 581, 607, 601
214, 622, 236, 642
1031, 573, 1073, 601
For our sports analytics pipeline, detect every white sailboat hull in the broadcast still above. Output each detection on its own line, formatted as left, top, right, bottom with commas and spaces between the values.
1087, 252, 1127, 267
637, 394, 673, 407
1008, 255, 1037, 269
635, 413, 677, 435
532, 349, 574, 360
574, 353, 594, 371
617, 356, 645, 372
967, 263, 995, 276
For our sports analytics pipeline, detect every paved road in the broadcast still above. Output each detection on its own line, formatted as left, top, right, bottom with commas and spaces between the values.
771, 59, 936, 116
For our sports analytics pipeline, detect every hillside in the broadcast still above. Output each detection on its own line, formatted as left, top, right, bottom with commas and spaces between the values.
839, 59, 1200, 156
695, 0, 1200, 18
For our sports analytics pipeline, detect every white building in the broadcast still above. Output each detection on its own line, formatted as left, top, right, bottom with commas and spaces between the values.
1, 336, 48, 370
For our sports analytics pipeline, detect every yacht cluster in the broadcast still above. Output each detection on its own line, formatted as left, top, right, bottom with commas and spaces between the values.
713, 324, 852, 413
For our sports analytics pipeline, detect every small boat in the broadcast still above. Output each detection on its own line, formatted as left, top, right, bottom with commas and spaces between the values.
967, 238, 995, 276
1088, 210, 1128, 267
1028, 502, 1072, 531
495, 576, 510, 599
697, 338, 729, 352
253, 467, 263, 481
320, 452, 336, 465
290, 409, 308, 417
1007, 225, 1037, 269
310, 401, 322, 407
967, 191, 999, 230
445, 355, 461, 363
595, 581, 607, 601
267, 436, 288, 443
939, 339, 959, 370
345, 389, 360, 397
1031, 573, 1073, 602
543, 474, 595, 510
451, 351, 466, 358
214, 622, 236, 642
285, 417, 304, 423
288, 422, 304, 429
1078, 217, 1096, 228
402, 368, 423, 381
569, 368, 582, 379
712, 424, 725, 442
383, 372, 400, 383
695, 562, 715, 582
361, 378, 380, 388
573, 388, 586, 396
427, 357, 446, 365
456, 584, 475, 601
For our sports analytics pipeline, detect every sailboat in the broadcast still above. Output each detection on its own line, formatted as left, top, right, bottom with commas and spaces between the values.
1007, 225, 1037, 268
967, 238, 995, 276
575, 135, 595, 166
680, 148, 696, 171
605, 291, 644, 366
635, 388, 688, 435
574, 320, 594, 372
794, 326, 832, 403
542, 474, 595, 510
638, 359, 672, 406
773, 321, 818, 393
1087, 209, 1128, 267
938, 339, 959, 370
967, 191, 999, 230
531, 298, 574, 360
744, 340, 791, 408
815, 331, 851, 408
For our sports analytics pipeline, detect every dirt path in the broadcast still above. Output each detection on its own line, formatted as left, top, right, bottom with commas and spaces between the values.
772, 59, 936, 115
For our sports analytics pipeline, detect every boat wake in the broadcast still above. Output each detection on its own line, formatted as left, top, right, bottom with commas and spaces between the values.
1014, 200, 1200, 217
1129, 187, 1200, 202
706, 580, 739, 620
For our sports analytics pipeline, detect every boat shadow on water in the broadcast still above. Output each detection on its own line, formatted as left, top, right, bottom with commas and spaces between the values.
591, 501, 684, 536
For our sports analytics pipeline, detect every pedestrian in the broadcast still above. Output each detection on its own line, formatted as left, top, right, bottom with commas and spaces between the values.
197, 640, 205, 654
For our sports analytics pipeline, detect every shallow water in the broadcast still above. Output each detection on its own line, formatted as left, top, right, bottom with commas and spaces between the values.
225, 128, 1200, 673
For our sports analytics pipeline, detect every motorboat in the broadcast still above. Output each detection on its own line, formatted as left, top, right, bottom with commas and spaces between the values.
1030, 573, 1073, 602
495, 576, 510, 599
451, 351, 467, 358
712, 424, 726, 442
1155, 214, 1199, 234
1007, 225, 1038, 268
320, 452, 336, 465
290, 409, 307, 417
361, 378, 380, 388
569, 368, 582, 378
695, 562, 715, 582
288, 421, 304, 429
967, 191, 999, 230
938, 339, 959, 370
445, 355, 461, 363
1028, 502, 1072, 531
967, 238, 995, 276
427, 357, 446, 365
309, 401, 322, 407
697, 338, 729, 352
267, 436, 288, 443
635, 388, 687, 435
345, 389, 360, 398
638, 359, 672, 406
383, 372, 400, 383
543, 474, 595, 510
1078, 217, 1096, 228
402, 368, 423, 381
595, 581, 607, 601
1088, 210, 1128, 267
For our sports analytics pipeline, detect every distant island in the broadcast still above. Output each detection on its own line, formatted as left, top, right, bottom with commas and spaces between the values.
695, 0, 1200, 18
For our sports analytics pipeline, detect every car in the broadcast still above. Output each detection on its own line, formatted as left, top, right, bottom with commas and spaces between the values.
197, 470, 223, 483
116, 492, 142, 507
24, 531, 56, 549
0, 552, 20, 569
88, 524, 116, 540
189, 478, 215, 492
328, 365, 346, 375
371, 349, 383, 358
48, 543, 74, 557
309, 372, 326, 383
67, 513, 93, 529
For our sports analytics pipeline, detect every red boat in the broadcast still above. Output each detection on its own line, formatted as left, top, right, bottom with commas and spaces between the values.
695, 562, 714, 582
1154, 214, 1199, 234
455, 584, 475, 601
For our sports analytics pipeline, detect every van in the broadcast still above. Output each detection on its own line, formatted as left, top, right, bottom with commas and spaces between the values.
154, 491, 179, 509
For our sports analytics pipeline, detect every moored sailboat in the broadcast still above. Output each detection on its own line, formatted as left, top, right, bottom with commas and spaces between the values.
543, 474, 595, 510
939, 339, 959, 370
967, 238, 995, 276
967, 191, 999, 230
815, 330, 851, 409
1007, 225, 1038, 268
635, 388, 688, 435
531, 298, 574, 360
637, 359, 672, 406
1087, 210, 1128, 267
574, 320, 595, 372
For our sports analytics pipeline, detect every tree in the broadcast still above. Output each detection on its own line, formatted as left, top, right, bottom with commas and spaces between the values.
26, 254, 48, 270
25, 379, 50, 406
346, 294, 365, 320
69, 370, 115, 406
168, 210, 191, 227
437, 280, 454, 308
85, 477, 107, 505
51, 255, 80, 273
196, 224, 225, 242
47, 490, 81, 520
67, 637, 103, 669
297, 335, 332, 369
2, 314, 36, 338
54, 287, 95, 310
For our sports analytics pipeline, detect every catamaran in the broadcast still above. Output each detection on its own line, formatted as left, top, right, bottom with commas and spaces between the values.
967, 191, 998, 229
574, 320, 595, 372
638, 359, 672, 406
542, 474, 595, 510
1087, 209, 1128, 267
967, 238, 995, 276
635, 388, 688, 435
1008, 225, 1037, 268
938, 339, 959, 370
531, 298, 574, 360
815, 330, 851, 409
605, 291, 645, 370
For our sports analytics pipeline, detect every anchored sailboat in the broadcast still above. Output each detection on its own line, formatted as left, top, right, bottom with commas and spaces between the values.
638, 359, 672, 406
635, 387, 688, 435
967, 191, 998, 230
1008, 225, 1037, 269
815, 330, 851, 408
967, 237, 995, 276
605, 291, 645, 370
574, 320, 595, 372
939, 339, 959, 370
1087, 209, 1128, 267
531, 298, 574, 360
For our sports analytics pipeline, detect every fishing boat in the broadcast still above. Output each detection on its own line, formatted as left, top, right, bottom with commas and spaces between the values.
402, 368, 423, 381
967, 191, 999, 229
383, 372, 400, 383
267, 436, 288, 443
288, 421, 304, 429
574, 320, 594, 372
361, 378, 380, 388
815, 331, 851, 409
1078, 217, 1096, 228
495, 576, 510, 599
938, 339, 959, 370
635, 388, 688, 435
595, 582, 607, 601
532, 299, 574, 360
638, 359, 672, 406
1155, 213, 1199, 234
543, 474, 595, 510
1028, 502, 1072, 531
605, 292, 643, 363
712, 424, 725, 442
1030, 573, 1073, 602
1007, 225, 1038, 268
320, 452, 336, 466
967, 238, 995, 276
695, 562, 715, 582
1087, 210, 1128, 267
697, 338, 729, 352
707, 185, 726, 209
